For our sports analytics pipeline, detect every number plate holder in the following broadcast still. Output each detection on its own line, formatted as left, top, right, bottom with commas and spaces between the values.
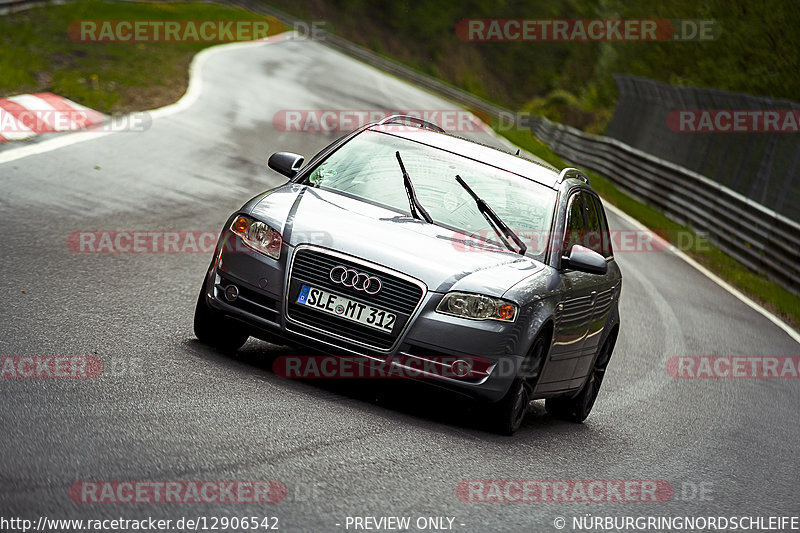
295, 284, 397, 333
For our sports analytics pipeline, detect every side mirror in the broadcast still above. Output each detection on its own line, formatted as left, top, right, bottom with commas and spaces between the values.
268, 152, 304, 178
561, 245, 607, 275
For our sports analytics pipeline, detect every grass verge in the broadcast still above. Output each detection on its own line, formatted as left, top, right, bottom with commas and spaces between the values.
501, 124, 800, 331
0, 0, 284, 113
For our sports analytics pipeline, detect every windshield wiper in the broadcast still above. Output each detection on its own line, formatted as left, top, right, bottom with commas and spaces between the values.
395, 151, 433, 223
455, 175, 527, 256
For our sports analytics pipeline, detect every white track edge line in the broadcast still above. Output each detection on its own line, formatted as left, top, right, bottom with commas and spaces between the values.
602, 201, 800, 345
0, 34, 294, 165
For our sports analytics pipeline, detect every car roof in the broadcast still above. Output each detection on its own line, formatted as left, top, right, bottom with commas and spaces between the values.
367, 125, 561, 189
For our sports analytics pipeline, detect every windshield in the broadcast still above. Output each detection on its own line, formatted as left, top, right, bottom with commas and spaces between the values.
302, 130, 557, 260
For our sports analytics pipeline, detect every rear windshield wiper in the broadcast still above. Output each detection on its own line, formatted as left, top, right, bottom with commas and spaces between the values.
395, 151, 433, 223
455, 175, 527, 256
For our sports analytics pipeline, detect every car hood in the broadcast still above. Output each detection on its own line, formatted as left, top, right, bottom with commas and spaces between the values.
249, 185, 545, 296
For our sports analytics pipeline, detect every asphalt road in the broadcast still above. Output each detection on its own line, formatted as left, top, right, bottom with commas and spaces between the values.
1, 37, 799, 532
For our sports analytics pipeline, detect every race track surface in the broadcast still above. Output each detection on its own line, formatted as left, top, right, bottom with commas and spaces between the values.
1, 37, 798, 532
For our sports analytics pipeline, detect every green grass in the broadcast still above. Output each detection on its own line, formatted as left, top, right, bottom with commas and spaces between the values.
501, 123, 800, 330
0, 0, 284, 113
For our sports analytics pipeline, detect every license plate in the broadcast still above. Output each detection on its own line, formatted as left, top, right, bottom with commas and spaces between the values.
296, 284, 396, 333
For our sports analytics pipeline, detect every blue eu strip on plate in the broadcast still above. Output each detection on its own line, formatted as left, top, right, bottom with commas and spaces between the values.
297, 284, 310, 304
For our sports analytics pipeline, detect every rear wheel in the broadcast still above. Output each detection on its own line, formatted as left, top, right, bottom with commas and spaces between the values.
193, 284, 249, 352
546, 332, 616, 422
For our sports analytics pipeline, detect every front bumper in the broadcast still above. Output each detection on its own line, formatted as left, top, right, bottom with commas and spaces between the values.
204, 238, 523, 402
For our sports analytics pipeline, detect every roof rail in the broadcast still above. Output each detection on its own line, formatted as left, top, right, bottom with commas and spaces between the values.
376, 114, 445, 133
557, 167, 590, 185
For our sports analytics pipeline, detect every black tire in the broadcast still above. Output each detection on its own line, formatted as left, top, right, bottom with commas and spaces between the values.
487, 378, 531, 436
485, 334, 548, 435
193, 284, 249, 352
545, 332, 616, 423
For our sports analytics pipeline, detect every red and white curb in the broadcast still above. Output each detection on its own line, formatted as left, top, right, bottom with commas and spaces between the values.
0, 93, 106, 143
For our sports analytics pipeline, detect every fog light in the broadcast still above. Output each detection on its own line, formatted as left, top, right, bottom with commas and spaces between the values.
451, 359, 473, 378
224, 284, 239, 302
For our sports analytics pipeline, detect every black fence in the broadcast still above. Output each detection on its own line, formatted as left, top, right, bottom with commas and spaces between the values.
526, 116, 800, 295
607, 74, 800, 223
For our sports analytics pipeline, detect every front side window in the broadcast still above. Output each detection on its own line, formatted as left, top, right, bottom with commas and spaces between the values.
562, 192, 613, 259
583, 194, 604, 255
591, 195, 613, 257
301, 130, 558, 260
563, 193, 586, 255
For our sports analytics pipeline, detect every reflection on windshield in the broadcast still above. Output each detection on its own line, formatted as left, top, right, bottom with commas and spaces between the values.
304, 131, 557, 260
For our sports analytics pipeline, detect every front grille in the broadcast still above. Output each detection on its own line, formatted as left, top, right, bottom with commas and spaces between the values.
286, 248, 425, 350
291, 250, 422, 314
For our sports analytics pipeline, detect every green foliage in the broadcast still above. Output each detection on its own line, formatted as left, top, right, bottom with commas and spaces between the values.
265, 0, 800, 131
0, 0, 284, 112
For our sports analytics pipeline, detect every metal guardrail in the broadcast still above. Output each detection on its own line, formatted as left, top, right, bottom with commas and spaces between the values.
608, 74, 800, 223
4, 0, 799, 295
526, 117, 800, 294
0, 0, 61, 14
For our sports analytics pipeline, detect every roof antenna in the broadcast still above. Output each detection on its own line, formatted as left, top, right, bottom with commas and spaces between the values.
515, 149, 520, 156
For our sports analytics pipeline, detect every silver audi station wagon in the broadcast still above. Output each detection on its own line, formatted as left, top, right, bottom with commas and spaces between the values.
194, 115, 622, 435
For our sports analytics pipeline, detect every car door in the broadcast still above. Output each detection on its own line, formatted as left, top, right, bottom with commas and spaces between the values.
536, 191, 596, 393
570, 193, 619, 385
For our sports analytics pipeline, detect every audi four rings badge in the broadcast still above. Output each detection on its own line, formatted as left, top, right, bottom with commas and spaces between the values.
329, 265, 382, 294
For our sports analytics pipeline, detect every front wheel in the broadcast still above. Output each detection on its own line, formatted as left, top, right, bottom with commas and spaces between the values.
545, 332, 616, 423
193, 284, 249, 352
487, 378, 531, 436
485, 334, 547, 435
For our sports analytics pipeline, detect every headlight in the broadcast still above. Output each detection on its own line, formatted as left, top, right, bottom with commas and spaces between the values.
230, 215, 282, 260
436, 292, 517, 322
